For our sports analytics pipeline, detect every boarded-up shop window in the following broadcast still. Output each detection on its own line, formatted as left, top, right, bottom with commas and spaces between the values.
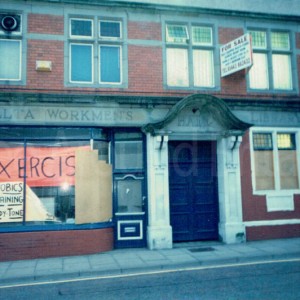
0, 141, 90, 225
252, 131, 300, 192
278, 133, 299, 189
253, 133, 275, 190
254, 151, 275, 190
75, 149, 112, 224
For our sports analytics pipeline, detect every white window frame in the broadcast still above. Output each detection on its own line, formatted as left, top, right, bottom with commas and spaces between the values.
99, 44, 122, 84
193, 49, 215, 88
69, 43, 94, 84
165, 22, 215, 89
192, 26, 213, 46
0, 13, 22, 82
0, 39, 22, 81
166, 47, 189, 87
99, 20, 122, 40
248, 29, 294, 92
250, 127, 300, 196
69, 18, 93, 39
68, 16, 124, 86
166, 24, 189, 44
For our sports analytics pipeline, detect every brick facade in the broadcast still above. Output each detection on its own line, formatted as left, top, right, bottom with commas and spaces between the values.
27, 40, 64, 90
28, 13, 64, 35
0, 228, 113, 262
0, 0, 299, 260
128, 45, 163, 93
128, 21, 162, 41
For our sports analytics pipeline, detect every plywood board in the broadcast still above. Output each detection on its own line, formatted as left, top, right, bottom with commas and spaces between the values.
279, 150, 299, 189
75, 149, 112, 224
254, 151, 275, 190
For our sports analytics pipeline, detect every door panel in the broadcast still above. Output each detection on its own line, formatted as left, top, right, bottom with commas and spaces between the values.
113, 133, 147, 249
169, 141, 219, 242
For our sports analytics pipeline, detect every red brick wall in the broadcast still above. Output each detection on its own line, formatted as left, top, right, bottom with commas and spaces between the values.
0, 228, 114, 262
128, 21, 161, 40
246, 224, 300, 241
1, 13, 298, 100
28, 13, 64, 35
295, 32, 300, 49
27, 40, 64, 90
128, 45, 163, 93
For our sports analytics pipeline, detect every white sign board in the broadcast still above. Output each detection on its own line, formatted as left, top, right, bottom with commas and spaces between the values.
220, 33, 253, 77
0, 182, 24, 222
0, 182, 56, 222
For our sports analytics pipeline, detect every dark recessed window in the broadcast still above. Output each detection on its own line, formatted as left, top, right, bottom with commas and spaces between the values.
253, 133, 273, 150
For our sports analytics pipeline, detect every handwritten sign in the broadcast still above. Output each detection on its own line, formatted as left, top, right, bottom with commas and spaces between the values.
0, 181, 56, 222
220, 33, 253, 77
0, 182, 24, 222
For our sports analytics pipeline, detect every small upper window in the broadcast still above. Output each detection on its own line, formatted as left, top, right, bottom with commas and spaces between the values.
249, 30, 267, 49
70, 19, 93, 38
192, 26, 212, 46
253, 133, 273, 150
166, 24, 189, 44
249, 29, 293, 91
277, 133, 296, 150
271, 32, 290, 50
99, 21, 121, 39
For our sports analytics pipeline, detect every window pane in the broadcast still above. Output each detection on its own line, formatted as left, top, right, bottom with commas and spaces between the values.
249, 31, 267, 49
0, 40, 21, 80
192, 26, 212, 45
115, 141, 143, 169
254, 151, 275, 190
166, 25, 188, 43
253, 133, 273, 150
279, 150, 299, 189
100, 21, 121, 38
117, 178, 143, 213
272, 54, 292, 90
193, 50, 214, 87
166, 48, 189, 86
70, 44, 92, 82
271, 32, 290, 50
277, 133, 298, 189
100, 46, 121, 83
249, 53, 269, 89
277, 133, 296, 150
70, 19, 92, 37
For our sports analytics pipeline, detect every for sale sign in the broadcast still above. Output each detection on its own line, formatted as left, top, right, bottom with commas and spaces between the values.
220, 33, 253, 77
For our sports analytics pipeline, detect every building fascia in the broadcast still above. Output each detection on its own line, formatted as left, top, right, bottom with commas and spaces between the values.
0, 92, 299, 110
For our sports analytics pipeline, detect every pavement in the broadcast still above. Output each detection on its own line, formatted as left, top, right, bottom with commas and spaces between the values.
1, 238, 300, 286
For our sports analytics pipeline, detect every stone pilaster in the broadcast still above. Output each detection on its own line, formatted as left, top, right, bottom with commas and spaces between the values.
217, 136, 245, 243
146, 134, 172, 249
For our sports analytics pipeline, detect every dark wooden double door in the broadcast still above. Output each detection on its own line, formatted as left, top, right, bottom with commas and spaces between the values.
169, 141, 219, 242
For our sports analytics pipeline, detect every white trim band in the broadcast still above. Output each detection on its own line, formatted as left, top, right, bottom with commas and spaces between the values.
244, 219, 300, 227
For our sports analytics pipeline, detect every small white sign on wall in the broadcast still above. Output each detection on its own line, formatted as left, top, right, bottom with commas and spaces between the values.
220, 33, 253, 77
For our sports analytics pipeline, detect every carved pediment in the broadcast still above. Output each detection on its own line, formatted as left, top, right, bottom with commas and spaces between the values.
143, 94, 252, 136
